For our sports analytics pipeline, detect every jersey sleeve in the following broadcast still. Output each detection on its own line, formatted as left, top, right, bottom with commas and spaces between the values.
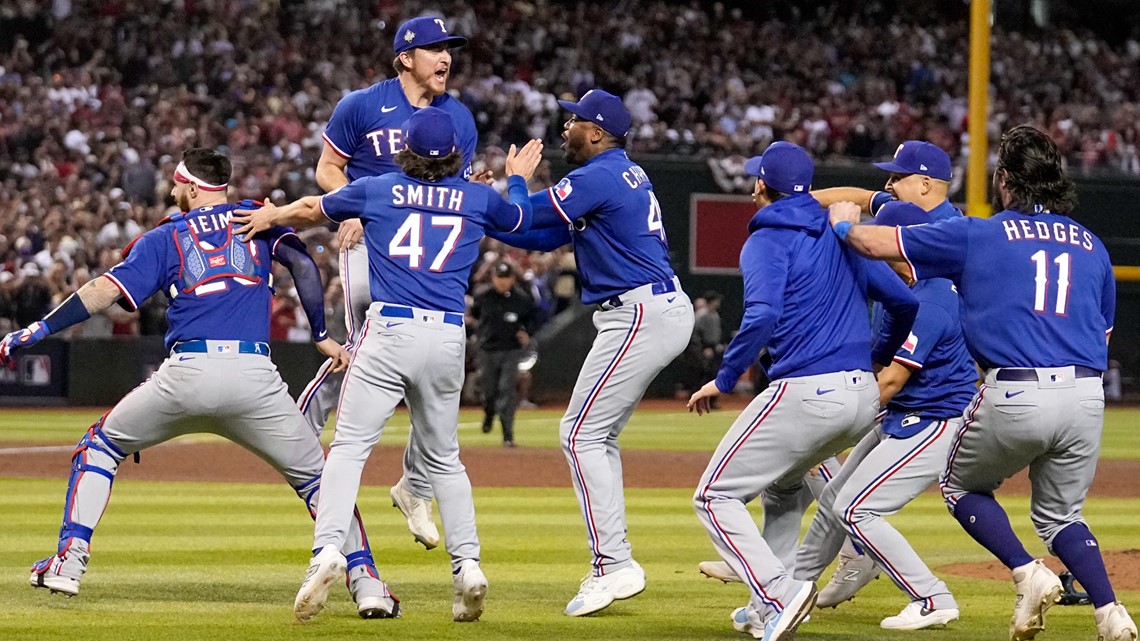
455, 108, 478, 179
1102, 254, 1116, 341
260, 226, 300, 258
484, 176, 531, 233
869, 191, 893, 216
896, 215, 972, 281
319, 180, 370, 223
891, 302, 950, 369
103, 229, 170, 311
322, 90, 366, 158
541, 168, 608, 224
715, 230, 790, 393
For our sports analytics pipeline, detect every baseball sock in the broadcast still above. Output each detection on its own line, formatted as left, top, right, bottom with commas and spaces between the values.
952, 492, 1034, 569
1050, 522, 1115, 608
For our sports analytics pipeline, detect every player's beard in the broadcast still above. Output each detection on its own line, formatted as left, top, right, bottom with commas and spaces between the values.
176, 190, 191, 212
990, 171, 1006, 211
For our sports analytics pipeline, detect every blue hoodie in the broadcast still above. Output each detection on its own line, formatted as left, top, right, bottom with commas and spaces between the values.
715, 194, 919, 392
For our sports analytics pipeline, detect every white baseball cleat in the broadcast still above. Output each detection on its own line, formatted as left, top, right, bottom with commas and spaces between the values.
732, 604, 765, 639
763, 581, 817, 641
29, 541, 89, 597
1010, 559, 1063, 641
700, 560, 743, 583
881, 601, 960, 630
294, 544, 347, 623
390, 480, 440, 550
1095, 602, 1138, 641
816, 550, 881, 608
564, 560, 646, 617
452, 559, 488, 622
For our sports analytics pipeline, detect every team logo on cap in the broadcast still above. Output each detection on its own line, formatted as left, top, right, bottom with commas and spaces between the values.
405, 30, 416, 43
895, 144, 905, 158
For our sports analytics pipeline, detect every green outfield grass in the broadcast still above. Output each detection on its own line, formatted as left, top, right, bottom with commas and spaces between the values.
2, 404, 1139, 458
0, 481, 1136, 641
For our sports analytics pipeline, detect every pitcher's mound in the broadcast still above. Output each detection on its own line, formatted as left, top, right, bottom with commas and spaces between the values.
942, 550, 1140, 591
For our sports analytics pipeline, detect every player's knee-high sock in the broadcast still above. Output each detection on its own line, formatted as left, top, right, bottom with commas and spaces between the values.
951, 492, 1034, 569
56, 421, 126, 551
1050, 522, 1115, 607
293, 477, 378, 574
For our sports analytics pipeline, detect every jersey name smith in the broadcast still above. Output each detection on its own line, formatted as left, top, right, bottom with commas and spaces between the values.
392, 184, 465, 212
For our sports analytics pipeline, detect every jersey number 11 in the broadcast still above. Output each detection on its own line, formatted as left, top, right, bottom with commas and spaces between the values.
1031, 250, 1071, 316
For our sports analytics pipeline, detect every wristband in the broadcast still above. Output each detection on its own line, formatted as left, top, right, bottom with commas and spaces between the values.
42, 292, 91, 335
833, 220, 853, 241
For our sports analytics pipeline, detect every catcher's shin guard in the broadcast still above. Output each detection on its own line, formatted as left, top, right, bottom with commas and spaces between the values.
58, 419, 126, 546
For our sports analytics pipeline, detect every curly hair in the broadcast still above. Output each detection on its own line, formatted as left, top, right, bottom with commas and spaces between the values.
995, 125, 1078, 214
394, 148, 463, 182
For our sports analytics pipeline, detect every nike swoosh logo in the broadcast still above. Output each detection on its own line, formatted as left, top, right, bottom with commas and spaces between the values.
381, 105, 398, 113
667, 296, 676, 303
385, 322, 403, 328
1005, 390, 1025, 398
816, 388, 835, 395
178, 355, 193, 361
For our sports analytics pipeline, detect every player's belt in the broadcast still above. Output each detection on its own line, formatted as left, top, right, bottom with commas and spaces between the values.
171, 340, 271, 356
379, 304, 463, 327
600, 278, 677, 309
994, 366, 1101, 381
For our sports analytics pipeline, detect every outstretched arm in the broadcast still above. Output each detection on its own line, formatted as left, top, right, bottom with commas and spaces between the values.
233, 197, 326, 239
0, 277, 122, 366
274, 236, 350, 372
812, 187, 876, 211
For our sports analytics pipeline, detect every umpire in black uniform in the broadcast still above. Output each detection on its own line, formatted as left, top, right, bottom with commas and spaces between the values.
472, 262, 538, 446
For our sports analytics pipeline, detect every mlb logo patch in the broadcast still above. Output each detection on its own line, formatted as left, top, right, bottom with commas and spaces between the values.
1050, 373, 1065, 382
555, 177, 573, 201
208, 255, 226, 267
216, 345, 232, 353
902, 332, 918, 353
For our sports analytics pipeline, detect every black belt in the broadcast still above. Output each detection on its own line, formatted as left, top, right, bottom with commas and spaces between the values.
172, 340, 270, 356
994, 366, 1101, 381
601, 279, 677, 309
379, 304, 463, 327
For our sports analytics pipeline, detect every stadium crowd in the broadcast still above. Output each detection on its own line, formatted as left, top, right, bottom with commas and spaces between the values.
1, 0, 1139, 335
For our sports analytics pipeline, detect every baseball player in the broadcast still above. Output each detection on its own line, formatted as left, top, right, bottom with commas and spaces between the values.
5, 149, 398, 619
686, 142, 919, 641
793, 202, 977, 630
830, 124, 1136, 641
297, 15, 479, 551
791, 140, 964, 605
232, 107, 543, 623
487, 89, 696, 617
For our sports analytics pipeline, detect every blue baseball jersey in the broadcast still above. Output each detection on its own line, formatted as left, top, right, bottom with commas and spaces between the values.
715, 194, 918, 391
321, 174, 531, 313
531, 148, 674, 304
871, 192, 962, 222
323, 78, 478, 181
873, 278, 977, 437
898, 210, 1115, 370
104, 203, 297, 350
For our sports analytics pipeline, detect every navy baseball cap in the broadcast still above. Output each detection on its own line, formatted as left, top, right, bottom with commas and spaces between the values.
873, 141, 952, 181
393, 16, 468, 56
871, 201, 934, 227
557, 89, 632, 138
404, 107, 457, 158
743, 142, 814, 195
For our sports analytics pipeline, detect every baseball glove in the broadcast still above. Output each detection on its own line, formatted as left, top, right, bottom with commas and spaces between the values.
1057, 570, 1092, 606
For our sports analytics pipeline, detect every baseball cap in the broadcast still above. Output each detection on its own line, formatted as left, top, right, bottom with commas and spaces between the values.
557, 89, 632, 138
393, 16, 468, 56
873, 141, 952, 181
493, 262, 514, 278
404, 107, 457, 158
743, 141, 814, 195
871, 201, 934, 227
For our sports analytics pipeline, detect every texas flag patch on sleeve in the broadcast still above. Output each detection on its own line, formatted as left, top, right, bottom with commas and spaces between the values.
902, 332, 918, 353
554, 177, 573, 201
